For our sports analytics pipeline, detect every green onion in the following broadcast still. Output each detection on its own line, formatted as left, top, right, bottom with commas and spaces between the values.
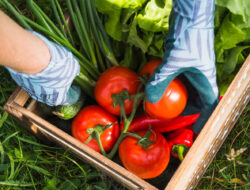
27, 0, 53, 33
54, 0, 75, 46
51, 0, 68, 39
28, 0, 69, 43
71, 0, 97, 67
0, 0, 32, 30
88, 0, 118, 66
65, 0, 89, 58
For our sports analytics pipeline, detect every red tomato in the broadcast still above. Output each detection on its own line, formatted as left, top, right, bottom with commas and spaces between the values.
144, 78, 188, 119
71, 105, 119, 153
95, 66, 140, 115
140, 59, 162, 77
119, 130, 170, 179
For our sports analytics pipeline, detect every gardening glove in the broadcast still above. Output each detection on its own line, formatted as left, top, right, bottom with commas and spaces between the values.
6, 30, 81, 106
145, 0, 219, 134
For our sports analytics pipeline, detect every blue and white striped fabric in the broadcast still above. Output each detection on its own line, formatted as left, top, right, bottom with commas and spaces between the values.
145, 0, 219, 133
150, 0, 218, 98
6, 31, 80, 106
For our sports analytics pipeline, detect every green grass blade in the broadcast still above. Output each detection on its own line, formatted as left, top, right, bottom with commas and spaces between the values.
0, 112, 8, 128
7, 153, 15, 180
0, 142, 5, 164
2, 131, 19, 144
0, 180, 39, 187
26, 166, 37, 190
63, 154, 87, 180
16, 136, 53, 148
27, 164, 52, 176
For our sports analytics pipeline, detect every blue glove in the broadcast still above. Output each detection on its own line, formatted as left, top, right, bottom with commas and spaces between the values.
145, 0, 219, 134
6, 31, 81, 106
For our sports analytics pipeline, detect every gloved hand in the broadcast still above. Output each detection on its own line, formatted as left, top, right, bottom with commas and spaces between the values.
145, 0, 219, 134
6, 30, 81, 106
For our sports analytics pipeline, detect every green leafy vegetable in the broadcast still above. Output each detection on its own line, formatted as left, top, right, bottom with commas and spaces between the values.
137, 0, 172, 32
94, 0, 148, 41
94, 0, 172, 58
215, 0, 250, 95
214, 14, 246, 63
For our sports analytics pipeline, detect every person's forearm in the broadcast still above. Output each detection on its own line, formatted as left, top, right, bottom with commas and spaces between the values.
0, 11, 50, 74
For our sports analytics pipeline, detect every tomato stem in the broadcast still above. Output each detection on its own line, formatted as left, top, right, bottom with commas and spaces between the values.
84, 123, 115, 156
123, 132, 142, 140
107, 91, 144, 159
96, 133, 107, 156
172, 144, 189, 161
136, 127, 155, 150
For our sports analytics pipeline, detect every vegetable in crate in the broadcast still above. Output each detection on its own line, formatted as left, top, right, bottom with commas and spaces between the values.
53, 86, 85, 120
140, 59, 188, 120
144, 78, 188, 119
71, 105, 120, 154
94, 0, 172, 57
39, 84, 85, 120
120, 113, 200, 133
167, 128, 194, 161
118, 128, 170, 179
94, 66, 141, 115
140, 59, 162, 77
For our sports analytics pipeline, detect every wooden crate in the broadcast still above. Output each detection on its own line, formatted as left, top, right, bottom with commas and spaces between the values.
4, 56, 250, 190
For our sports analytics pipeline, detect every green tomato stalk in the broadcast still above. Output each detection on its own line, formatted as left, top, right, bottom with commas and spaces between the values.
107, 84, 145, 159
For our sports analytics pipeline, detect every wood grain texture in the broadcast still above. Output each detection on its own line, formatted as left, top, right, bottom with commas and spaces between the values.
165, 55, 250, 190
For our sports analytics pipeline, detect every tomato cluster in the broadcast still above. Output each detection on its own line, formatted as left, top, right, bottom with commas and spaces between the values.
71, 60, 189, 179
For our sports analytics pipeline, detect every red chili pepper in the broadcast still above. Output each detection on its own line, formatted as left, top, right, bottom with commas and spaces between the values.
167, 128, 194, 161
120, 113, 200, 133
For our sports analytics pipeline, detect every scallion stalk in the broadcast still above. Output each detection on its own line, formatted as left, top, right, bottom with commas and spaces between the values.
54, 0, 75, 46
29, 0, 69, 43
0, 0, 32, 30
65, 0, 89, 59
27, 0, 53, 33
51, 0, 67, 39
71, 0, 97, 68
88, 0, 118, 66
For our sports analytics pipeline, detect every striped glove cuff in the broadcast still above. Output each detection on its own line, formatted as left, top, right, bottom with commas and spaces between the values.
6, 30, 80, 106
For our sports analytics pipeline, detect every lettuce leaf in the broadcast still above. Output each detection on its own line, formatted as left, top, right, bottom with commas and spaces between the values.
215, 0, 250, 95
94, 0, 171, 58
94, 0, 148, 41
137, 0, 172, 32
214, 14, 246, 63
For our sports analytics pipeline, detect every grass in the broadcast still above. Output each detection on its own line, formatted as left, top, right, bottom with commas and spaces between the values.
196, 105, 249, 190
0, 65, 249, 190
